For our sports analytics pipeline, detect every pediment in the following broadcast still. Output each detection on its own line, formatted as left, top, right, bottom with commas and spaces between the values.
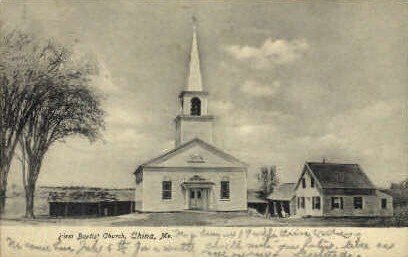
141, 138, 246, 168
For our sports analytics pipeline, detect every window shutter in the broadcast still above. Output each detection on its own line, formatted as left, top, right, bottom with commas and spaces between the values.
340, 197, 344, 209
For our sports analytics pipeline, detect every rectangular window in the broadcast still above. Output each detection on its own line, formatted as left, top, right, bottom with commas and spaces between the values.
302, 178, 306, 188
337, 173, 344, 182
312, 196, 321, 209
297, 197, 300, 208
162, 181, 172, 200
300, 197, 305, 209
354, 197, 363, 209
220, 181, 230, 199
381, 199, 387, 209
311, 177, 315, 188
331, 197, 343, 209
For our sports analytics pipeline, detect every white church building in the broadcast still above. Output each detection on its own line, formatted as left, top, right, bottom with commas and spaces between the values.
133, 26, 248, 212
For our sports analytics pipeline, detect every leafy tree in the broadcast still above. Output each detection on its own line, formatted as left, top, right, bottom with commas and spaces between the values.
20, 85, 104, 218
0, 29, 104, 217
390, 178, 408, 208
0, 30, 61, 215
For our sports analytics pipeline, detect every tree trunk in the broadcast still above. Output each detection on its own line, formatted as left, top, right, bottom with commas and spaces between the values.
0, 188, 6, 217
24, 184, 35, 219
23, 157, 42, 219
0, 160, 11, 217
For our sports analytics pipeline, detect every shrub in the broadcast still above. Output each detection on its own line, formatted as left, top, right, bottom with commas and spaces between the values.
389, 205, 408, 227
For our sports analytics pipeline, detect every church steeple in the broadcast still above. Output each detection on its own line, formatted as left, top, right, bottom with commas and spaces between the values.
175, 19, 215, 146
186, 20, 202, 92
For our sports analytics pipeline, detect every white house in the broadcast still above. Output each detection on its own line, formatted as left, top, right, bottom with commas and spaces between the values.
133, 25, 248, 212
294, 162, 393, 217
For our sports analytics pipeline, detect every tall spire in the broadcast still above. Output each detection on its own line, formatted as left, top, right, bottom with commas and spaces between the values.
176, 16, 214, 146
186, 16, 203, 91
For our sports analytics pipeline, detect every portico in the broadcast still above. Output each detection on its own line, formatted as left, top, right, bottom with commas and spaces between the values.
182, 175, 214, 210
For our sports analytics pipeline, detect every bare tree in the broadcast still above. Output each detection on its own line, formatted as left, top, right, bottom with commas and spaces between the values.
0, 30, 62, 215
18, 44, 104, 218
257, 166, 279, 197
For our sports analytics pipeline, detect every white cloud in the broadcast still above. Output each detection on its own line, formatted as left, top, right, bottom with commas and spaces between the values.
225, 38, 309, 69
327, 101, 400, 134
240, 80, 280, 97
92, 56, 121, 95
211, 100, 235, 112
235, 124, 277, 137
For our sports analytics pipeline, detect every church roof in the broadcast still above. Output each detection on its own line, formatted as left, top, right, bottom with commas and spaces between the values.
186, 21, 202, 91
135, 138, 247, 172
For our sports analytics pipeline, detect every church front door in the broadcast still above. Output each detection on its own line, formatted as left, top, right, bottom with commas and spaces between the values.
189, 188, 208, 210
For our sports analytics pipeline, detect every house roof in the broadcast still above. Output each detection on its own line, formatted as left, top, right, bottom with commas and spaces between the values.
377, 188, 393, 197
376, 189, 393, 200
40, 187, 135, 203
304, 162, 376, 189
135, 138, 247, 173
247, 190, 268, 203
267, 183, 296, 201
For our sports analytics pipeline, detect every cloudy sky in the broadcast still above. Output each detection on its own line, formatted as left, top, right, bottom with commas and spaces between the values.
1, 1, 407, 189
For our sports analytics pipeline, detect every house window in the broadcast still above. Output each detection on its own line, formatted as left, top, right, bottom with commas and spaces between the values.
191, 97, 201, 116
337, 173, 344, 182
311, 177, 315, 188
162, 181, 172, 200
220, 181, 230, 199
331, 197, 343, 209
299, 197, 305, 209
302, 178, 306, 188
354, 197, 363, 209
312, 196, 321, 209
381, 199, 387, 209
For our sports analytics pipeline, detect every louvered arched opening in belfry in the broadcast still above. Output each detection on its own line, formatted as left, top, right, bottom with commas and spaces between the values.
190, 97, 201, 116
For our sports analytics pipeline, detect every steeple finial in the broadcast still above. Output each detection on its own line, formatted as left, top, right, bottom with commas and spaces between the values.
186, 16, 202, 91
192, 15, 197, 31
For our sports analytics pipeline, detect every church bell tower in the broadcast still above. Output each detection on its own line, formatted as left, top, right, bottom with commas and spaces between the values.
175, 21, 214, 146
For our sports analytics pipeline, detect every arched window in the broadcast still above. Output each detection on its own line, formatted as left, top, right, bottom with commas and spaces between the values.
191, 97, 201, 116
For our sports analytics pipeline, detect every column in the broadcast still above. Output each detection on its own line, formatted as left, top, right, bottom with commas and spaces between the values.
98, 202, 101, 216
114, 202, 118, 216
64, 203, 68, 217
273, 201, 277, 217
130, 201, 134, 213
184, 188, 189, 210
